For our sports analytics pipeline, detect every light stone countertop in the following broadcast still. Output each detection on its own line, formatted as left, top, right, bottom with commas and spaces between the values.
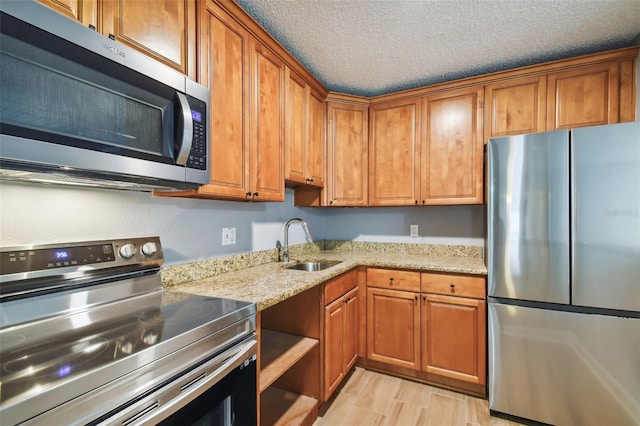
168, 250, 487, 311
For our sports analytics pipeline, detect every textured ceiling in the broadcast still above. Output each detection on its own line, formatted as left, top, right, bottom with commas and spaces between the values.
235, 0, 640, 97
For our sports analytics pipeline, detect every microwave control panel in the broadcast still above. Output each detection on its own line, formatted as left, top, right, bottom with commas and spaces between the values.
186, 95, 207, 171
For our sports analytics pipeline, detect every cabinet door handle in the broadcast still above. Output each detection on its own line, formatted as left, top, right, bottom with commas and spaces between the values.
415, 295, 418, 301
414, 200, 418, 204
253, 192, 259, 197
422, 295, 426, 302
329, 200, 334, 205
246, 192, 252, 197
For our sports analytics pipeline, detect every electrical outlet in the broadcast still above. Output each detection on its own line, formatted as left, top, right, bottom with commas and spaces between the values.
222, 227, 237, 245
410, 224, 419, 237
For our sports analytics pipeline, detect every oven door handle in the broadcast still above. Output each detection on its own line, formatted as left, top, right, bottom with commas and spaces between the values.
121, 337, 256, 426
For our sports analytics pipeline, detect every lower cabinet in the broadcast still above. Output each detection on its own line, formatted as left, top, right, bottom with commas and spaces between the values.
421, 293, 486, 385
366, 287, 420, 370
323, 270, 359, 401
364, 268, 487, 396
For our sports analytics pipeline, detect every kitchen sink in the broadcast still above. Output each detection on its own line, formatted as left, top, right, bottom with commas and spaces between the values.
286, 260, 342, 271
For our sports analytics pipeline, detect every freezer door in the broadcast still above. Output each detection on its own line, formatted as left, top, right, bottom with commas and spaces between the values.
488, 131, 570, 303
489, 302, 640, 426
572, 122, 640, 312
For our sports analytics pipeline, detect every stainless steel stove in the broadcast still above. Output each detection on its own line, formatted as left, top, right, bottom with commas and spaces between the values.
0, 237, 257, 425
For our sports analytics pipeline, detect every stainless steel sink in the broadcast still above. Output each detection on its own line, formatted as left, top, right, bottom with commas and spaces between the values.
286, 260, 342, 271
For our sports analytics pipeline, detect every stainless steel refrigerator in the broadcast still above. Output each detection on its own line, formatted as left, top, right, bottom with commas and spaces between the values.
487, 121, 640, 426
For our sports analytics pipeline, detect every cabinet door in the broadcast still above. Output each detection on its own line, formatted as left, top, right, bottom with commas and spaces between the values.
324, 297, 345, 400
197, 1, 251, 199
421, 87, 484, 205
36, 0, 98, 29
101, 0, 196, 79
250, 40, 285, 201
369, 99, 421, 206
307, 89, 326, 188
484, 75, 546, 142
421, 294, 486, 385
367, 287, 420, 370
285, 68, 308, 185
326, 101, 369, 206
547, 62, 619, 130
343, 287, 359, 371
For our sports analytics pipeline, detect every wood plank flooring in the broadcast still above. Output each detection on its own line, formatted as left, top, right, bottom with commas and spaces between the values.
314, 367, 523, 426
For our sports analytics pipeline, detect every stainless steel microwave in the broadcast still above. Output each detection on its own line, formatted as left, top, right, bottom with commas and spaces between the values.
0, 1, 210, 191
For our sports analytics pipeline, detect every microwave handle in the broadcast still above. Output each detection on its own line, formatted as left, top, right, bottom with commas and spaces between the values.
175, 92, 193, 166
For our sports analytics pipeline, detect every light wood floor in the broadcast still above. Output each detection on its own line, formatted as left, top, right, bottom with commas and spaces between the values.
313, 367, 523, 426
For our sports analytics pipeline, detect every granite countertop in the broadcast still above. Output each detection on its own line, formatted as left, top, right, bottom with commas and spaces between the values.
168, 250, 487, 311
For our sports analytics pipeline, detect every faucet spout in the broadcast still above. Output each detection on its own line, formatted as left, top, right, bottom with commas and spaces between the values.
283, 218, 313, 262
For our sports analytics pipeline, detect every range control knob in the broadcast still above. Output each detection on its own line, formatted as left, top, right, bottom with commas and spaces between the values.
119, 243, 137, 259
141, 242, 158, 256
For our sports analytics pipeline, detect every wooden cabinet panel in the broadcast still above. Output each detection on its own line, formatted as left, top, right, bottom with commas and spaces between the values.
324, 297, 345, 399
250, 40, 285, 201
307, 89, 326, 187
421, 273, 486, 299
37, 0, 98, 29
285, 69, 308, 185
326, 101, 369, 206
325, 269, 358, 305
485, 75, 546, 142
344, 287, 359, 372
421, 294, 486, 385
547, 63, 619, 130
369, 99, 421, 206
366, 268, 420, 292
101, 0, 196, 79
421, 87, 484, 205
197, 1, 250, 199
366, 287, 420, 370
323, 276, 358, 401
285, 70, 325, 188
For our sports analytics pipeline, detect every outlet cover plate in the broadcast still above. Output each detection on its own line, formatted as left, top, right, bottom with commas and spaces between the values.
222, 227, 237, 245
410, 224, 419, 237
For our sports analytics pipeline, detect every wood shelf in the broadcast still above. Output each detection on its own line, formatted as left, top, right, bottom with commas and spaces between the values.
260, 329, 319, 392
260, 387, 318, 426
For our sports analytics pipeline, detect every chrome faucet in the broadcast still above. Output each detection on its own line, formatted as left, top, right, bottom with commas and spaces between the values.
283, 218, 313, 262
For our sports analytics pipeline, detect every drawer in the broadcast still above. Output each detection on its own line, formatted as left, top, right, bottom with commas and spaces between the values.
367, 268, 420, 292
421, 272, 486, 299
325, 269, 358, 305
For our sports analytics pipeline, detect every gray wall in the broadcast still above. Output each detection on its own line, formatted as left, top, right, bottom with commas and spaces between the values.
0, 182, 483, 265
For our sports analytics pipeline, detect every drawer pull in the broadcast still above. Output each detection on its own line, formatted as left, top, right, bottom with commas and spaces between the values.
389, 278, 394, 285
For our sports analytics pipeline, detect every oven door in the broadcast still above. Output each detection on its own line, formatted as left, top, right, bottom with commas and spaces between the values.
99, 337, 257, 426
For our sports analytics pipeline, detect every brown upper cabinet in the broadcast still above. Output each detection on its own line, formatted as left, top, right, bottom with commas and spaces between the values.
547, 62, 623, 130
325, 99, 369, 206
160, 1, 284, 202
285, 68, 325, 188
369, 99, 421, 206
484, 74, 547, 142
369, 87, 484, 206
38, 0, 197, 79
420, 87, 485, 205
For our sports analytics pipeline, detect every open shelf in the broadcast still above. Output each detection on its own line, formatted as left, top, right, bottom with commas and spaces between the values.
261, 387, 318, 426
260, 329, 319, 392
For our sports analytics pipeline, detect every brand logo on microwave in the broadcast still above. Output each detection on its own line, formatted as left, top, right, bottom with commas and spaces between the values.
102, 43, 126, 58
